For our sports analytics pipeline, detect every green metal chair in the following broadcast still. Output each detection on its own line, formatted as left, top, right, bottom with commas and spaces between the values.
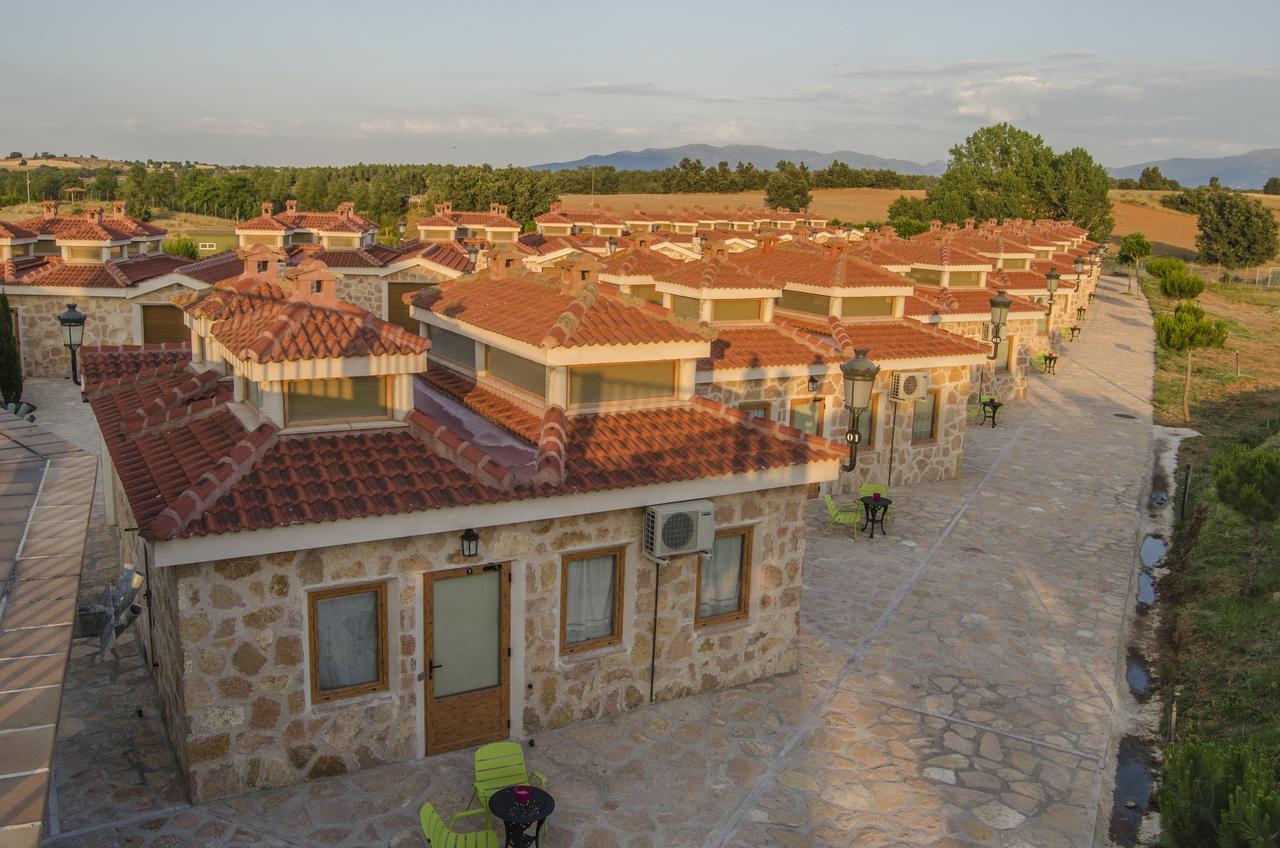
419, 803, 496, 848
858, 484, 894, 529
469, 742, 547, 827
824, 494, 861, 537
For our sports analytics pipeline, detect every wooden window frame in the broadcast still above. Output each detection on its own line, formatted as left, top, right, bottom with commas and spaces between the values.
695, 528, 752, 627
739, 401, 771, 420
789, 396, 826, 437
307, 581, 389, 704
910, 389, 940, 445
283, 376, 392, 427
559, 546, 626, 655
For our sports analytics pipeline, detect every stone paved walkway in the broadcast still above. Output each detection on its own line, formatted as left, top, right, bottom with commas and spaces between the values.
34, 277, 1153, 847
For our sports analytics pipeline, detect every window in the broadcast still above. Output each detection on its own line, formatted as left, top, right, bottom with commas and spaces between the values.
911, 392, 938, 443
629, 284, 662, 305
789, 397, 825, 436
712, 299, 762, 322
908, 268, 942, 286
856, 394, 879, 448
428, 325, 476, 370
671, 295, 700, 319
697, 529, 751, 625
840, 297, 894, 318
307, 582, 389, 702
285, 376, 389, 424
949, 272, 982, 288
198, 242, 217, 251
777, 289, 830, 316
561, 547, 624, 653
1002, 259, 1029, 270
739, 401, 770, 420
241, 375, 261, 409
486, 347, 546, 397
568, 362, 675, 406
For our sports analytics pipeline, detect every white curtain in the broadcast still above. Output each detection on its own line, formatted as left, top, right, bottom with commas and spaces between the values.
315, 591, 379, 691
700, 534, 744, 619
565, 555, 617, 644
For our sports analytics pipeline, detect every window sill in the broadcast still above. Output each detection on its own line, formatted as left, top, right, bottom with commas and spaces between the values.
281, 419, 408, 436
558, 641, 626, 665
694, 613, 750, 633
310, 689, 394, 715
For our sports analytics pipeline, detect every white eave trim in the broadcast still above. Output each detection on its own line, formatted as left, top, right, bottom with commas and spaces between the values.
126, 273, 212, 298
656, 282, 779, 299
151, 460, 841, 566
696, 362, 835, 383
786, 283, 912, 298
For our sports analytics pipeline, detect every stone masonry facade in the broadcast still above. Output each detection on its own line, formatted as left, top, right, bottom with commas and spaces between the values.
698, 366, 972, 494
10, 283, 196, 377
336, 267, 451, 319
121, 486, 808, 802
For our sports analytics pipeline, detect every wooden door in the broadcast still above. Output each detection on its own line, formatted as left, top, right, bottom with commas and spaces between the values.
423, 563, 510, 754
140, 304, 188, 344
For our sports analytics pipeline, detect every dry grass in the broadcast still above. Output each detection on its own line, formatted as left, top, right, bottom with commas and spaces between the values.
561, 188, 924, 224
0, 202, 237, 233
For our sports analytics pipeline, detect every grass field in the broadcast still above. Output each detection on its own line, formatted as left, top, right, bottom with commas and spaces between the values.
0, 202, 237, 235
1145, 277, 1280, 748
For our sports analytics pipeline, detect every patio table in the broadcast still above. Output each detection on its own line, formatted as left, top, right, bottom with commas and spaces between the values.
1042, 353, 1058, 374
1067, 326, 1082, 342
980, 399, 1002, 428
489, 785, 555, 848
859, 495, 891, 539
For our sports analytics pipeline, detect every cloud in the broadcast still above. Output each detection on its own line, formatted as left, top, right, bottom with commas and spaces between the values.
839, 60, 1025, 80
184, 117, 268, 137
536, 80, 742, 105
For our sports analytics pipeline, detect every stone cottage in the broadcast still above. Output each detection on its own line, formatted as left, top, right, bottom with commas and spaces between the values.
85, 252, 838, 802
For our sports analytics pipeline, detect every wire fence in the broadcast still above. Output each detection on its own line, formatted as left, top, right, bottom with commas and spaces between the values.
1185, 263, 1280, 287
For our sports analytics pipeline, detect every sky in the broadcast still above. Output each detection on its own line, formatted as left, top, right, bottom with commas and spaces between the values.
4, 0, 1278, 169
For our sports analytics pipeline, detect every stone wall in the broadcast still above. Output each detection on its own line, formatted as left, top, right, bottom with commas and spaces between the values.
138, 487, 807, 801
698, 366, 972, 493
940, 318, 1046, 403
336, 267, 449, 319
10, 283, 195, 377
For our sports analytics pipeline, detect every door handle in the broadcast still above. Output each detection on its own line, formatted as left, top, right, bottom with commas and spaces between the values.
429, 659, 443, 679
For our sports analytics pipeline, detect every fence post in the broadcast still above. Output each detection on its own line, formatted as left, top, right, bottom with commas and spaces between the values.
1180, 463, 1193, 523
1236, 351, 1241, 377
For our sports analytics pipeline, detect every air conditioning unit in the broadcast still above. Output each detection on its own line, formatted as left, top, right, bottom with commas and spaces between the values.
890, 371, 930, 402
979, 321, 993, 342
643, 499, 715, 560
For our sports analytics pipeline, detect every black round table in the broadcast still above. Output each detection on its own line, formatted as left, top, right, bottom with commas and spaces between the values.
1042, 354, 1058, 374
859, 495, 891, 538
1067, 326, 1082, 342
488, 786, 555, 848
980, 399, 1002, 428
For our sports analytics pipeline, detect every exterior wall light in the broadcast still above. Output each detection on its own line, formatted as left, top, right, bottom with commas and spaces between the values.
57, 302, 87, 385
460, 528, 480, 558
840, 348, 880, 472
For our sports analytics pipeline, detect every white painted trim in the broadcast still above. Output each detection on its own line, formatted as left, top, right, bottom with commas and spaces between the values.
786, 283, 912, 298
152, 461, 839, 566
696, 363, 835, 383
655, 282, 779, 300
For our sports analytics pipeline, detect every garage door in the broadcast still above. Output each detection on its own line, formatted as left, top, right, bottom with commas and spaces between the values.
141, 305, 189, 344
386, 282, 427, 333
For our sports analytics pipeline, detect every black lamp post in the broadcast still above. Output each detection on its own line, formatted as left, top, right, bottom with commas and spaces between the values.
607, 235, 618, 255
1074, 254, 1085, 295
698, 232, 708, 254
987, 290, 1011, 360
1045, 268, 1060, 327
465, 244, 479, 271
460, 528, 479, 558
57, 302, 86, 386
840, 348, 879, 472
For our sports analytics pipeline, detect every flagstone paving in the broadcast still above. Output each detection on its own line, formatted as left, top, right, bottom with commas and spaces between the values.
34, 276, 1152, 846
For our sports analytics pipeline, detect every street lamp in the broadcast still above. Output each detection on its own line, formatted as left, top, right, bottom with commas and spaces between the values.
987, 290, 1012, 360
840, 348, 879, 472
459, 528, 480, 558
57, 303, 86, 386
465, 244, 479, 271
607, 235, 618, 255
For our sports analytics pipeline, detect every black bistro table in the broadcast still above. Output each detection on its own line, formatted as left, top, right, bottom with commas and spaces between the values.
1067, 325, 1082, 342
980, 399, 1002, 428
1041, 353, 1058, 374
859, 495, 891, 538
488, 786, 555, 848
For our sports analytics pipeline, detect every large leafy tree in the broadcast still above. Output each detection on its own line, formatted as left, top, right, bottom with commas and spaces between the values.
1118, 232, 1151, 276
890, 123, 1114, 240
1264, 177, 1280, 195
0, 293, 21, 407
763, 160, 812, 211
1155, 301, 1228, 423
1195, 188, 1280, 268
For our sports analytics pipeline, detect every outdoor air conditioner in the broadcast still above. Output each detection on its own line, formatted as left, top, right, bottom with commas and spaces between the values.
979, 321, 993, 342
643, 499, 715, 560
890, 371, 930, 403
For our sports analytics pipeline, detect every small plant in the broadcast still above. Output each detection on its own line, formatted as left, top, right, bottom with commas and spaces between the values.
1147, 256, 1189, 280
1213, 445, 1280, 595
1155, 301, 1229, 423
162, 236, 199, 260
1161, 269, 1208, 300
1159, 739, 1280, 848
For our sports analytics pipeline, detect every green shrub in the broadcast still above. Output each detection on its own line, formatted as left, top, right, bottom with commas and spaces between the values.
161, 236, 199, 260
1148, 256, 1189, 280
1161, 270, 1208, 299
1160, 739, 1280, 847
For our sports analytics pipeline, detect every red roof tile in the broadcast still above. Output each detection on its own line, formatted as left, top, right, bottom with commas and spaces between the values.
599, 246, 684, 278
657, 256, 780, 291
238, 203, 377, 234
731, 249, 912, 290
80, 343, 192, 391
903, 286, 1046, 319
701, 324, 842, 371
778, 316, 989, 363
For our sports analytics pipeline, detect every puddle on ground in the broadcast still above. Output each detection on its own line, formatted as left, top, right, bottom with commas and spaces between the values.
1126, 650, 1151, 702
1140, 535, 1168, 569
1108, 736, 1155, 846
1136, 572, 1157, 612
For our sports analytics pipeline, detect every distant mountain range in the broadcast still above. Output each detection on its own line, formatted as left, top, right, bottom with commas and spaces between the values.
531, 144, 946, 176
1109, 149, 1280, 189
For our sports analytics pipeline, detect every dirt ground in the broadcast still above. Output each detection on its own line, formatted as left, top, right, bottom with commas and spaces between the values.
561, 188, 925, 224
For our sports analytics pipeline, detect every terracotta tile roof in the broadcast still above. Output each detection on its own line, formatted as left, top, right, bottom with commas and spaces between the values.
417, 203, 520, 231
88, 362, 838, 540
519, 232, 613, 256
4, 252, 191, 289
778, 316, 989, 364
912, 230, 1036, 255
79, 343, 192, 392
849, 236, 990, 268
701, 323, 842, 371
657, 256, 780, 291
535, 204, 623, 226
995, 268, 1076, 292
599, 246, 683, 278
199, 288, 428, 363
421, 367, 543, 442
0, 220, 36, 239
238, 203, 377, 234
286, 240, 470, 272
412, 268, 712, 350
176, 250, 244, 285
14, 211, 164, 242
732, 249, 912, 290
0, 255, 58, 283
902, 286, 1045, 319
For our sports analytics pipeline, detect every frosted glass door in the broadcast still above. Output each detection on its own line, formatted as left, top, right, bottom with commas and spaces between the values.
432, 569, 501, 697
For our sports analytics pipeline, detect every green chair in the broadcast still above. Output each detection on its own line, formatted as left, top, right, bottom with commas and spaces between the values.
858, 484, 894, 529
419, 803, 496, 848
824, 494, 861, 537
470, 742, 547, 826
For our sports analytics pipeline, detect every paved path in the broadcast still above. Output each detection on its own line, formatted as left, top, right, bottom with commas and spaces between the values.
35, 276, 1153, 847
